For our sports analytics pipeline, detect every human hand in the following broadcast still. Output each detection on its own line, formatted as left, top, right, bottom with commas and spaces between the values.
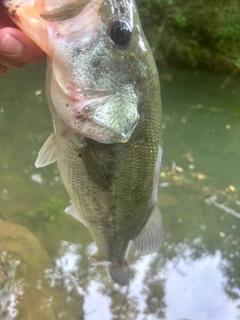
0, 2, 45, 76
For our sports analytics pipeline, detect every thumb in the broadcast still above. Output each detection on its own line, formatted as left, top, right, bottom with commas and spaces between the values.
0, 27, 46, 63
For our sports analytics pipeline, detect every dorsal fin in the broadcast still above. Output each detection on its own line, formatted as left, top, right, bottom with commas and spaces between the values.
133, 204, 163, 256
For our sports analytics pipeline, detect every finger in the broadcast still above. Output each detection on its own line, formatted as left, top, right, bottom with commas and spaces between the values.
0, 28, 46, 63
0, 65, 7, 77
0, 54, 26, 68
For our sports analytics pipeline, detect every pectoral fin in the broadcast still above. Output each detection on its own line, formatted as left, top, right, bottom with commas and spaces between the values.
35, 132, 57, 168
133, 204, 163, 256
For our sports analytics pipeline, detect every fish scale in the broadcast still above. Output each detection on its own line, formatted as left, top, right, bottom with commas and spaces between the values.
5, 0, 163, 285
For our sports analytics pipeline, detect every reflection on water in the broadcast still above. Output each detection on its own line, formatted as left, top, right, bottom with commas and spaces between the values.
165, 250, 239, 320
0, 63, 240, 319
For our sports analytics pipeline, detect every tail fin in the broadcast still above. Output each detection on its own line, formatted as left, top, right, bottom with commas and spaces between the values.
109, 262, 129, 286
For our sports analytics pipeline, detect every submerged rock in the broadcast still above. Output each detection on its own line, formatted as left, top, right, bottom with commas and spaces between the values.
0, 219, 58, 320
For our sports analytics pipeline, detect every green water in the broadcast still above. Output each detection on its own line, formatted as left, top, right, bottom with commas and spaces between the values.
0, 63, 240, 320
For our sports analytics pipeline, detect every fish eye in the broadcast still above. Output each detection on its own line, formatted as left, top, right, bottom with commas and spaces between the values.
108, 20, 131, 46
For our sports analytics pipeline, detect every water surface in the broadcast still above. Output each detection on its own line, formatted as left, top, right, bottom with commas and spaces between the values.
0, 63, 240, 320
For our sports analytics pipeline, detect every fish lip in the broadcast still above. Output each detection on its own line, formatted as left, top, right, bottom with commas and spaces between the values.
3, 0, 11, 9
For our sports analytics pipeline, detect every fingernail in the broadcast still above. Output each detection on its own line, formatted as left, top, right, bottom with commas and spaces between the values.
0, 34, 23, 55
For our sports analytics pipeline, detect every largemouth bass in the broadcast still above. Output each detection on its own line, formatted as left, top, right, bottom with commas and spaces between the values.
5, 0, 163, 285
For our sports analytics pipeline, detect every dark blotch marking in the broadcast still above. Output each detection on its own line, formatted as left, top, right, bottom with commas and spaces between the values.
10, 9, 19, 21
91, 59, 101, 69
76, 113, 88, 121
119, 5, 125, 14
74, 48, 83, 55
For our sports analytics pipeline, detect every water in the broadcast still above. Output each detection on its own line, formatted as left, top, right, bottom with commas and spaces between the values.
0, 63, 240, 319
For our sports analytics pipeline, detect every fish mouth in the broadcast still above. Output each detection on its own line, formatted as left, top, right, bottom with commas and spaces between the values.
70, 85, 140, 143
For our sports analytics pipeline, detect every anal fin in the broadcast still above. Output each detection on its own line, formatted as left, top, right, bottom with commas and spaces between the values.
133, 204, 163, 256
89, 250, 104, 266
65, 202, 86, 226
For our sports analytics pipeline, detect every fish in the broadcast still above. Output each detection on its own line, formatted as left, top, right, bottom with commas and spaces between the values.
4, 0, 163, 285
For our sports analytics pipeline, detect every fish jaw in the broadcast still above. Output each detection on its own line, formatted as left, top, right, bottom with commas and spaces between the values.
4, 0, 103, 59
4, 0, 51, 56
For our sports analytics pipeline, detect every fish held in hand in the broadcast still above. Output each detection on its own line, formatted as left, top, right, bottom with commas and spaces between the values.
5, 0, 163, 286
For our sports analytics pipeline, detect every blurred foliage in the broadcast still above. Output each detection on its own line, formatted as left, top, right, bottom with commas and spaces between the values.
139, 0, 240, 71
27, 198, 64, 224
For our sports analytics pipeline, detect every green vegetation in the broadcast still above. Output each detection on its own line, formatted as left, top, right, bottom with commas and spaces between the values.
139, 0, 240, 71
